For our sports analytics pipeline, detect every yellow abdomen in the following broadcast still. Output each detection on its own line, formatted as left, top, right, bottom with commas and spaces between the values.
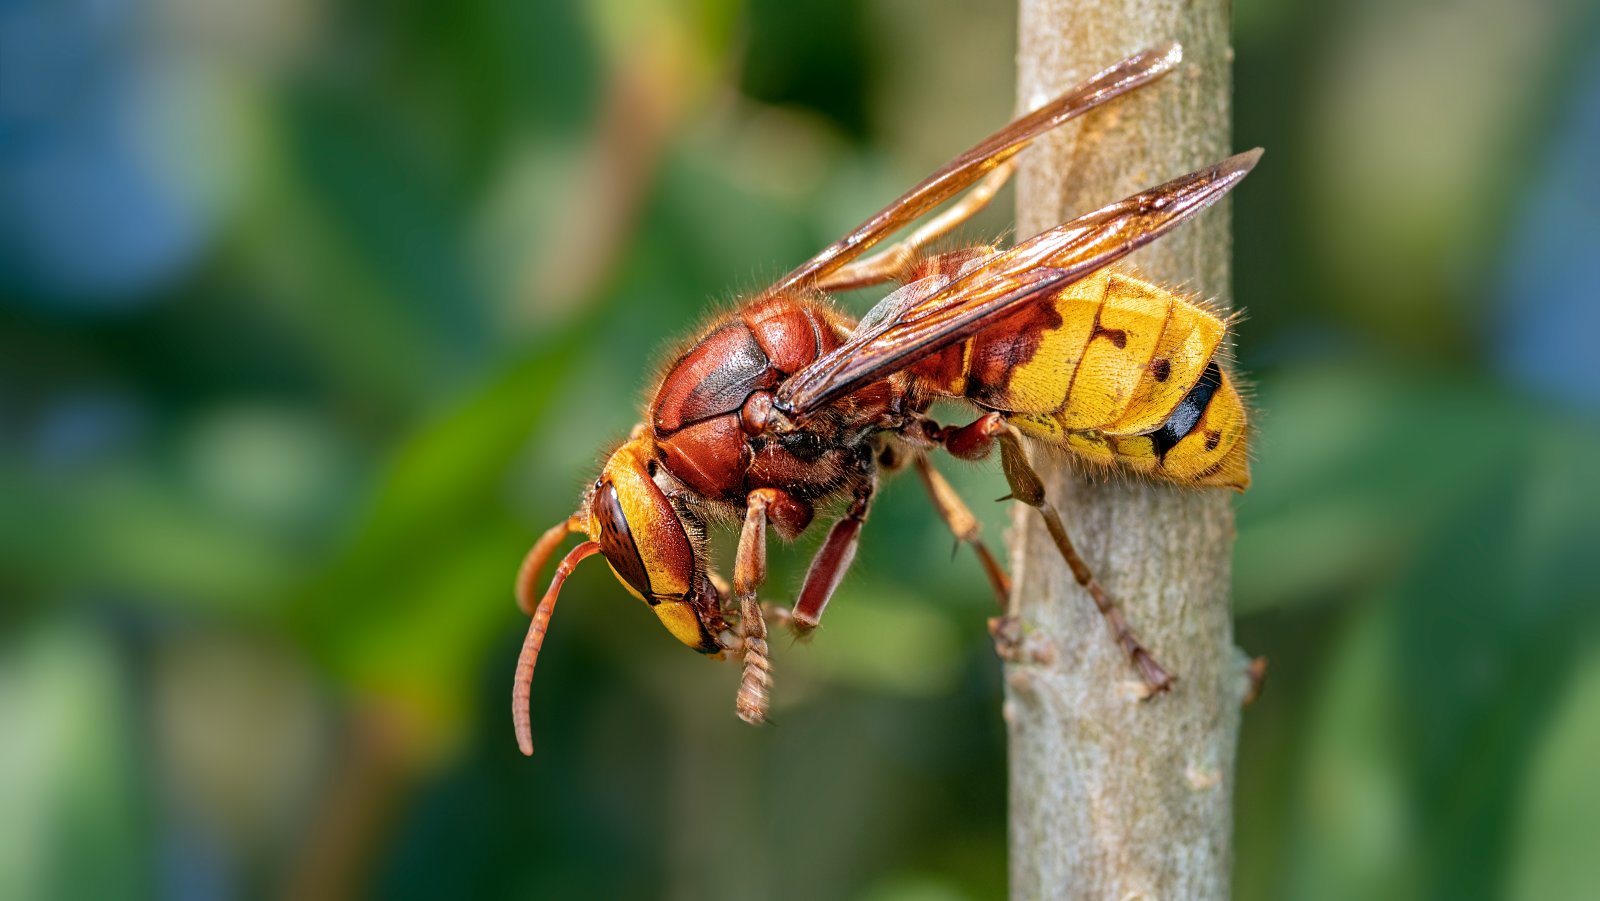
921, 269, 1249, 490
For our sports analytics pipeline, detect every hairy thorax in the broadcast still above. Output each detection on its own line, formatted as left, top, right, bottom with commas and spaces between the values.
649, 294, 899, 510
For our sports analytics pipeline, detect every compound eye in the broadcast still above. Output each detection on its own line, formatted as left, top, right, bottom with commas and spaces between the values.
593, 443, 697, 604
593, 480, 653, 600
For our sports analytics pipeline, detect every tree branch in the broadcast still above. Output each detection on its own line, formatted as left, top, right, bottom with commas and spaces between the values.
1006, 2, 1247, 898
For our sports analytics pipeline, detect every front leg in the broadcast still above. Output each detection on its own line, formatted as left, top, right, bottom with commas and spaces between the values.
732, 488, 811, 724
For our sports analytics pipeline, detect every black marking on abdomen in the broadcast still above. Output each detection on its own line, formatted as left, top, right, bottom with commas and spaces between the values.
1149, 362, 1223, 459
1092, 325, 1128, 348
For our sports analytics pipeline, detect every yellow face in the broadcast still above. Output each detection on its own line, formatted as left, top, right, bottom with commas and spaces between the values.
588, 439, 721, 653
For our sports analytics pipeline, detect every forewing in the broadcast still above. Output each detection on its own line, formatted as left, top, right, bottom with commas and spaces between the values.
762, 44, 1183, 298
774, 149, 1263, 417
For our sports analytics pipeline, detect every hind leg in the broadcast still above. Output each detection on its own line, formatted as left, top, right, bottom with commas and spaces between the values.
924, 412, 1174, 695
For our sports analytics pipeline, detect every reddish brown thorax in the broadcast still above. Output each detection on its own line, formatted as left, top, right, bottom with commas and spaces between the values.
651, 294, 878, 508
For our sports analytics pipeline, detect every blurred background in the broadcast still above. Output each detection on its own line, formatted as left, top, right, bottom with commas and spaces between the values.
3, 0, 1597, 898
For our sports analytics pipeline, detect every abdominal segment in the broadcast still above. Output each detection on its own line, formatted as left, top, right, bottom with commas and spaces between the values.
911, 268, 1250, 490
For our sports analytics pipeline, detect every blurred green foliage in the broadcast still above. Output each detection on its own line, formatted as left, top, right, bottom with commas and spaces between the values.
2, 0, 1597, 899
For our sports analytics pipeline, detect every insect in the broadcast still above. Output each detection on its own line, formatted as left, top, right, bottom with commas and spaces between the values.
511, 43, 1259, 755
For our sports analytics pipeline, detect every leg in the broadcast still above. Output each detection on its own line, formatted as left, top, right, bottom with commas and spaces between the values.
921, 411, 1008, 462
925, 412, 1174, 695
1242, 656, 1269, 707
736, 591, 771, 725
731, 488, 810, 724
708, 570, 733, 611
815, 160, 1016, 292
788, 480, 876, 634
913, 455, 1010, 606
992, 424, 1173, 695
714, 568, 795, 637
515, 515, 585, 616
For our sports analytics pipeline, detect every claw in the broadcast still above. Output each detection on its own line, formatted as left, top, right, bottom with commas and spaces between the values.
1132, 651, 1175, 699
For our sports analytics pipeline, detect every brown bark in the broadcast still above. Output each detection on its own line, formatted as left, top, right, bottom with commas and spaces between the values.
1006, 2, 1249, 898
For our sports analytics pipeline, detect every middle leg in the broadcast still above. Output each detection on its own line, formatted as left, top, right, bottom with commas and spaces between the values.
788, 480, 876, 635
912, 455, 1010, 606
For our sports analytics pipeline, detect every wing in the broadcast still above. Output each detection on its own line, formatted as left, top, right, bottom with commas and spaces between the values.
760, 44, 1183, 299
774, 149, 1263, 417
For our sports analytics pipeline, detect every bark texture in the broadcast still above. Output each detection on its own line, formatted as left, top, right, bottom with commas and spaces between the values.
1006, 2, 1246, 899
